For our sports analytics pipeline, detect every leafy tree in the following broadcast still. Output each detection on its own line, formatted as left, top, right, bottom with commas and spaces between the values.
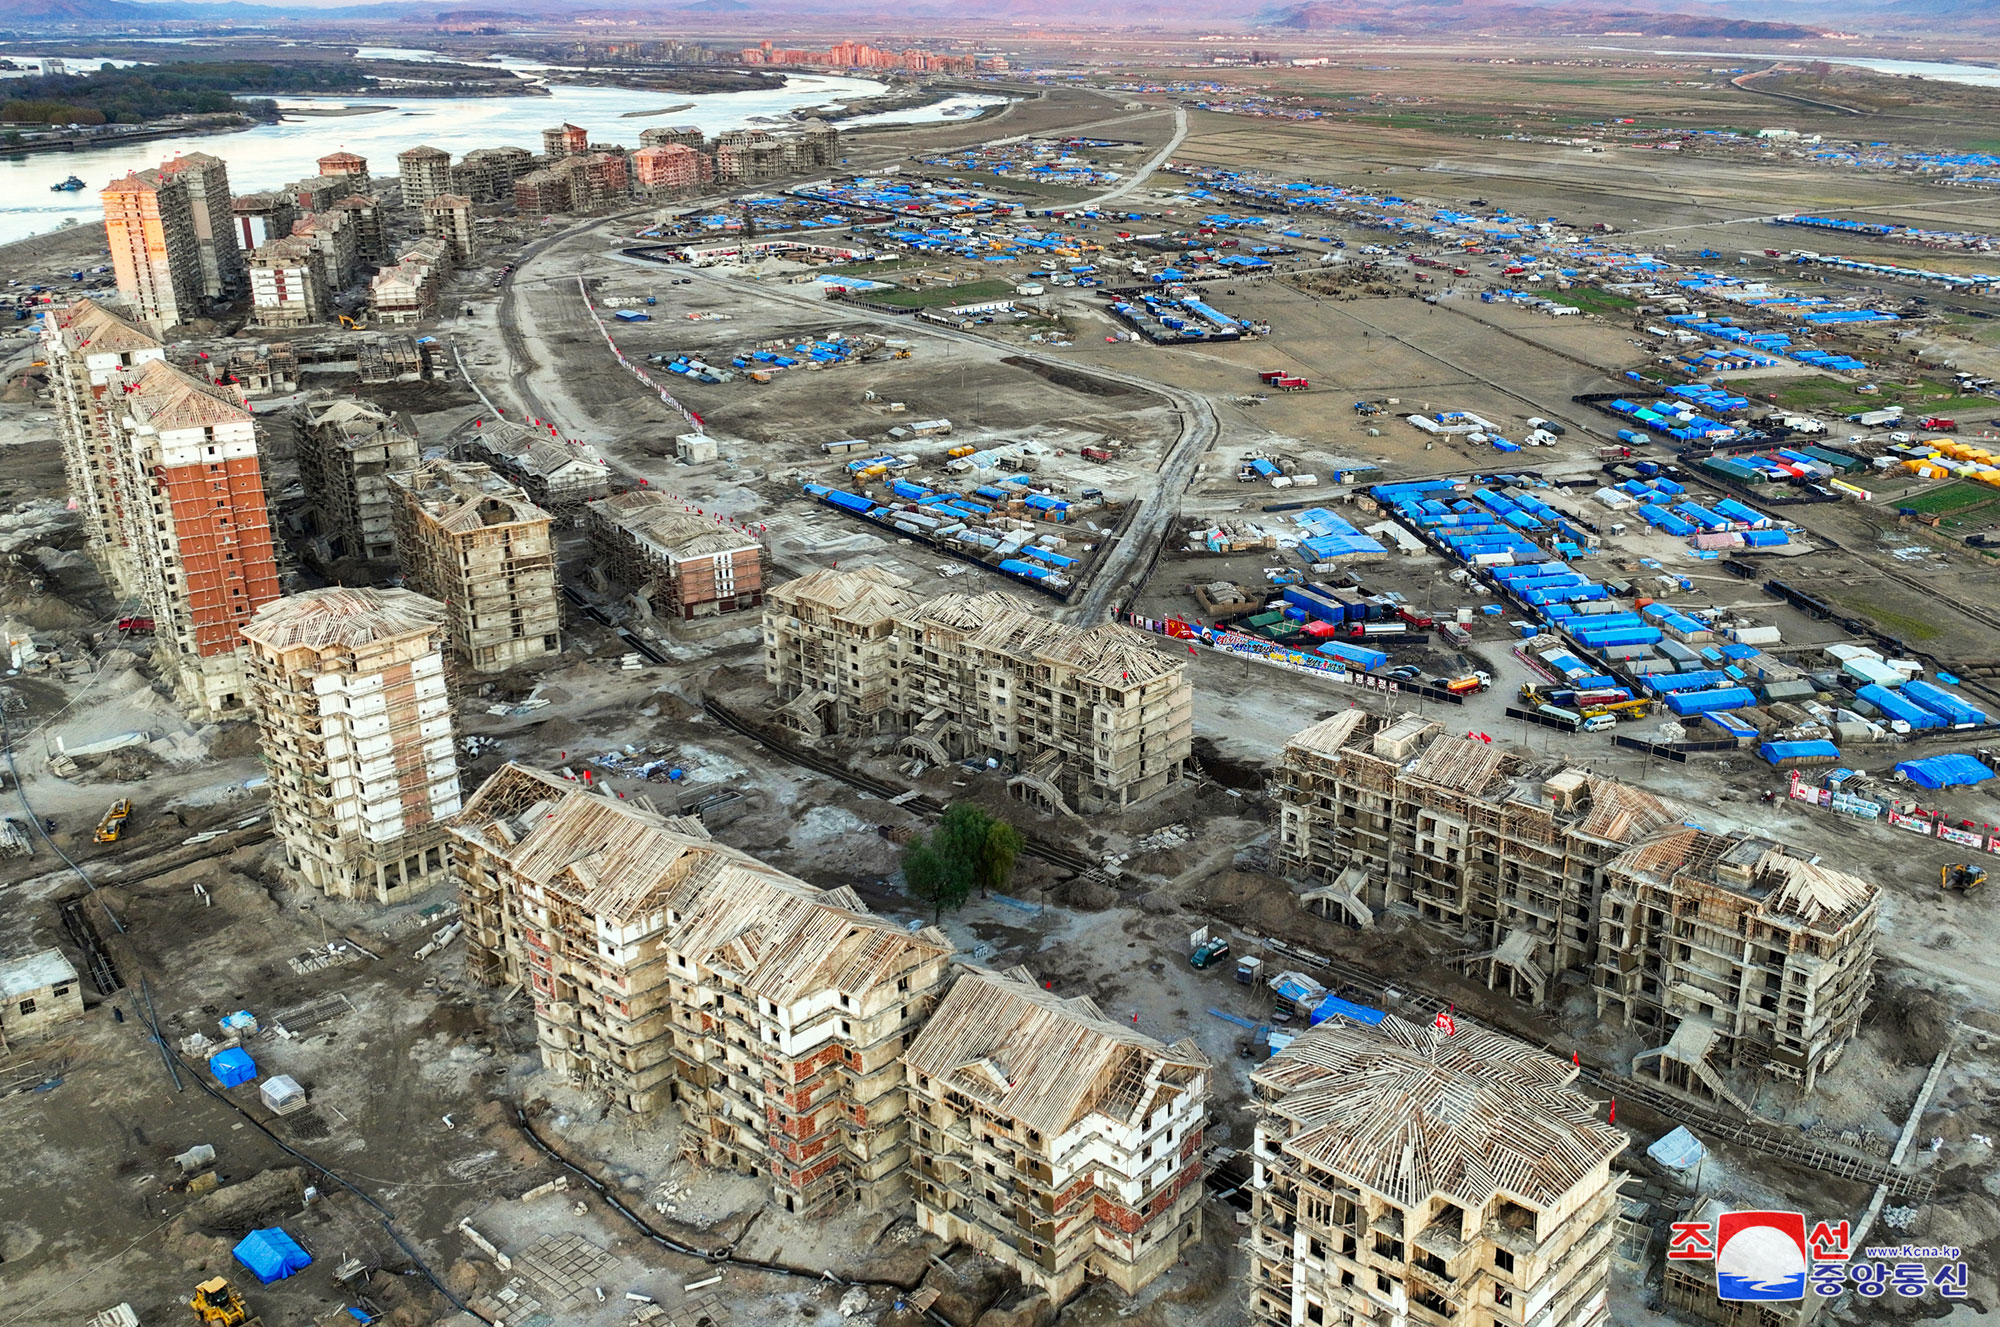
901, 803, 1026, 921
902, 835, 970, 923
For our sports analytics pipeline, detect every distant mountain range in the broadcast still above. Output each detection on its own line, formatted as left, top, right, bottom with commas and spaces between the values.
4, 0, 1993, 38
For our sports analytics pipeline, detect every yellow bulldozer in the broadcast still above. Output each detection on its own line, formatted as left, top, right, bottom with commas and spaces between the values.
189, 1277, 256, 1326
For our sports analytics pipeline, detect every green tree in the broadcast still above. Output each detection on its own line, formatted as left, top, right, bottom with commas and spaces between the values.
902, 835, 970, 923
976, 818, 1024, 898
901, 804, 1026, 920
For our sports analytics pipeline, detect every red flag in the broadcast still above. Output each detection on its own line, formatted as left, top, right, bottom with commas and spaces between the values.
1572, 1050, 1580, 1067
1608, 1099, 1617, 1125
1433, 1010, 1457, 1036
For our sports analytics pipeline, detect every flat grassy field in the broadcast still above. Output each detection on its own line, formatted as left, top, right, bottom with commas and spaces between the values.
1902, 481, 1999, 517
873, 278, 1017, 309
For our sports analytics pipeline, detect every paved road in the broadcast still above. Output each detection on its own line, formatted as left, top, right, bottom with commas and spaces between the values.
1076, 105, 1187, 211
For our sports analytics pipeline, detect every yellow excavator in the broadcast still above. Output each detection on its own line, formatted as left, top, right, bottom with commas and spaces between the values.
189, 1277, 257, 1326
1942, 863, 1987, 895
337, 314, 367, 330
94, 798, 131, 844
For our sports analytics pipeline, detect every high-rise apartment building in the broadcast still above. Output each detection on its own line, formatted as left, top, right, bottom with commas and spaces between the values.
295, 397, 421, 568
764, 569, 1192, 813
158, 152, 244, 300
247, 237, 329, 328
422, 194, 475, 264
41, 300, 167, 596
242, 587, 461, 905
1274, 711, 1879, 1109
102, 168, 204, 334
449, 762, 955, 1216
1247, 1017, 1627, 1327
397, 145, 453, 208
108, 360, 282, 715
390, 458, 561, 674
905, 966, 1210, 1298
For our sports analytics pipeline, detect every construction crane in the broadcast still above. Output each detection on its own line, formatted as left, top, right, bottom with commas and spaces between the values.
94, 798, 131, 844
1942, 863, 1987, 895
189, 1277, 253, 1326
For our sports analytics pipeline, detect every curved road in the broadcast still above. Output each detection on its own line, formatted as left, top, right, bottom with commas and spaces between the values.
490, 101, 1205, 624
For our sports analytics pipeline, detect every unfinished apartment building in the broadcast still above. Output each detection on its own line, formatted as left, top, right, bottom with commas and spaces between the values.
242, 588, 462, 905
584, 490, 763, 621
1248, 1017, 1627, 1327
460, 418, 612, 514
295, 397, 420, 570
1596, 829, 1877, 1105
391, 459, 561, 675
448, 763, 955, 1216
904, 966, 1210, 1299
764, 569, 1192, 813
108, 360, 283, 715
1275, 712, 1880, 1109
42, 300, 167, 597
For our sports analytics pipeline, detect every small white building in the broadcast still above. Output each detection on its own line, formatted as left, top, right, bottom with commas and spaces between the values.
0, 948, 83, 1042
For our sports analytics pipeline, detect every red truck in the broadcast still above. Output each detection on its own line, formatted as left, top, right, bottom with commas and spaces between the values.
1081, 446, 1115, 462
1396, 607, 1435, 628
1274, 376, 1309, 391
1923, 416, 1958, 432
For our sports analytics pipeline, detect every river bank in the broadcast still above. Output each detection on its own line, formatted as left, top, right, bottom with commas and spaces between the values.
0, 112, 259, 160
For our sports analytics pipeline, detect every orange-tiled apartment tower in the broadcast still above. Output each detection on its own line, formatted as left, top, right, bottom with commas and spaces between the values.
101, 167, 205, 335
109, 359, 282, 715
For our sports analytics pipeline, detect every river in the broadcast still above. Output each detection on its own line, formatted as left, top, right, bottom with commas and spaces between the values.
1591, 46, 2000, 88
0, 64, 1007, 245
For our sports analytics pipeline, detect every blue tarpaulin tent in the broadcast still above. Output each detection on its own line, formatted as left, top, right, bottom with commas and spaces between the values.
1896, 754, 1996, 789
234, 1227, 311, 1284
208, 1047, 257, 1088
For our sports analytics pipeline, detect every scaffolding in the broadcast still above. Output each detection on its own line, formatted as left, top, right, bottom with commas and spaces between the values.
391, 459, 561, 675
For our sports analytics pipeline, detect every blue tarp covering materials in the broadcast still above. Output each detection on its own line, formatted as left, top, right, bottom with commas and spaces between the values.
234, 1228, 311, 1285
1896, 755, 1996, 789
1310, 994, 1388, 1027
209, 1047, 257, 1088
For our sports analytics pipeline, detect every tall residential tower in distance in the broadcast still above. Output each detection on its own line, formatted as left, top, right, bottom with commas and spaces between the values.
243, 588, 462, 905
102, 168, 205, 335
158, 152, 244, 300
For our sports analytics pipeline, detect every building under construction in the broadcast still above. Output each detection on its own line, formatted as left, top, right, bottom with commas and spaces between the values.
583, 490, 763, 621
1248, 1016, 1627, 1327
107, 359, 283, 716
391, 459, 561, 675
764, 568, 1193, 813
904, 966, 1210, 1299
41, 300, 167, 598
448, 763, 955, 1217
1275, 712, 1879, 1108
459, 418, 612, 515
294, 397, 421, 570
242, 588, 461, 905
